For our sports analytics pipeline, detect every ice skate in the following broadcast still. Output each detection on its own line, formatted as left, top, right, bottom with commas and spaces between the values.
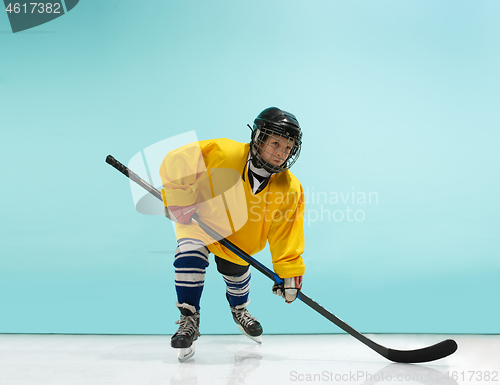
171, 304, 200, 362
230, 304, 263, 344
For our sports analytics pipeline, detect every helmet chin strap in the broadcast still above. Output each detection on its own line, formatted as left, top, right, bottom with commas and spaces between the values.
248, 153, 272, 178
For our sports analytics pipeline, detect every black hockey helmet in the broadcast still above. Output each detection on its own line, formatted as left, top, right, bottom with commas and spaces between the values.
249, 107, 302, 173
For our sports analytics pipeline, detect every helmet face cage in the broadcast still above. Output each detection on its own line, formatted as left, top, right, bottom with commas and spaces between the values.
251, 125, 302, 174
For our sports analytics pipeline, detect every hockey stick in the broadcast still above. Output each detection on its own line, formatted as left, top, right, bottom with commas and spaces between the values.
105, 155, 458, 363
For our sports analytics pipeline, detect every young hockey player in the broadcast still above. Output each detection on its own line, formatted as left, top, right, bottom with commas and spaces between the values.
159, 107, 305, 360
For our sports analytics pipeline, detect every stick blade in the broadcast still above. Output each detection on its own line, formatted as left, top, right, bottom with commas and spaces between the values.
387, 339, 458, 363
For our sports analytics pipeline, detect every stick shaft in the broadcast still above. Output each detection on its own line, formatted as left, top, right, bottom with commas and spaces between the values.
105, 154, 457, 363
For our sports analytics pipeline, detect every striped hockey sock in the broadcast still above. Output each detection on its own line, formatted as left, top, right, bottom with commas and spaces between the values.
173, 238, 209, 311
223, 269, 251, 308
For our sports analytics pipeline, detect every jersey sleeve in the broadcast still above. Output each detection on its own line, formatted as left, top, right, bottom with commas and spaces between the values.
267, 183, 306, 278
159, 141, 208, 207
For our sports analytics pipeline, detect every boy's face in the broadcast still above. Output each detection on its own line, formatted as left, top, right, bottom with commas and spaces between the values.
259, 134, 294, 167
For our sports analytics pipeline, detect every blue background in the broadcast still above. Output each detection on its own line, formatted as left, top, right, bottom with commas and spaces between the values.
1, 1, 498, 335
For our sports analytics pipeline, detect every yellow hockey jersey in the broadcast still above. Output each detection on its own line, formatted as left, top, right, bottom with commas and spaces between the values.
159, 138, 305, 278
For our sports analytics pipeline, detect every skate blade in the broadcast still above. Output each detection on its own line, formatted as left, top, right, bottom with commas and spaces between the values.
237, 325, 262, 344
177, 344, 195, 362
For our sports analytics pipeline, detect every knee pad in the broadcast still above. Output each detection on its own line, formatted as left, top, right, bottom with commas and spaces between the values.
214, 255, 249, 276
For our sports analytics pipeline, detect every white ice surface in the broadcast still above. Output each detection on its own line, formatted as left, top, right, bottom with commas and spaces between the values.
0, 334, 498, 385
